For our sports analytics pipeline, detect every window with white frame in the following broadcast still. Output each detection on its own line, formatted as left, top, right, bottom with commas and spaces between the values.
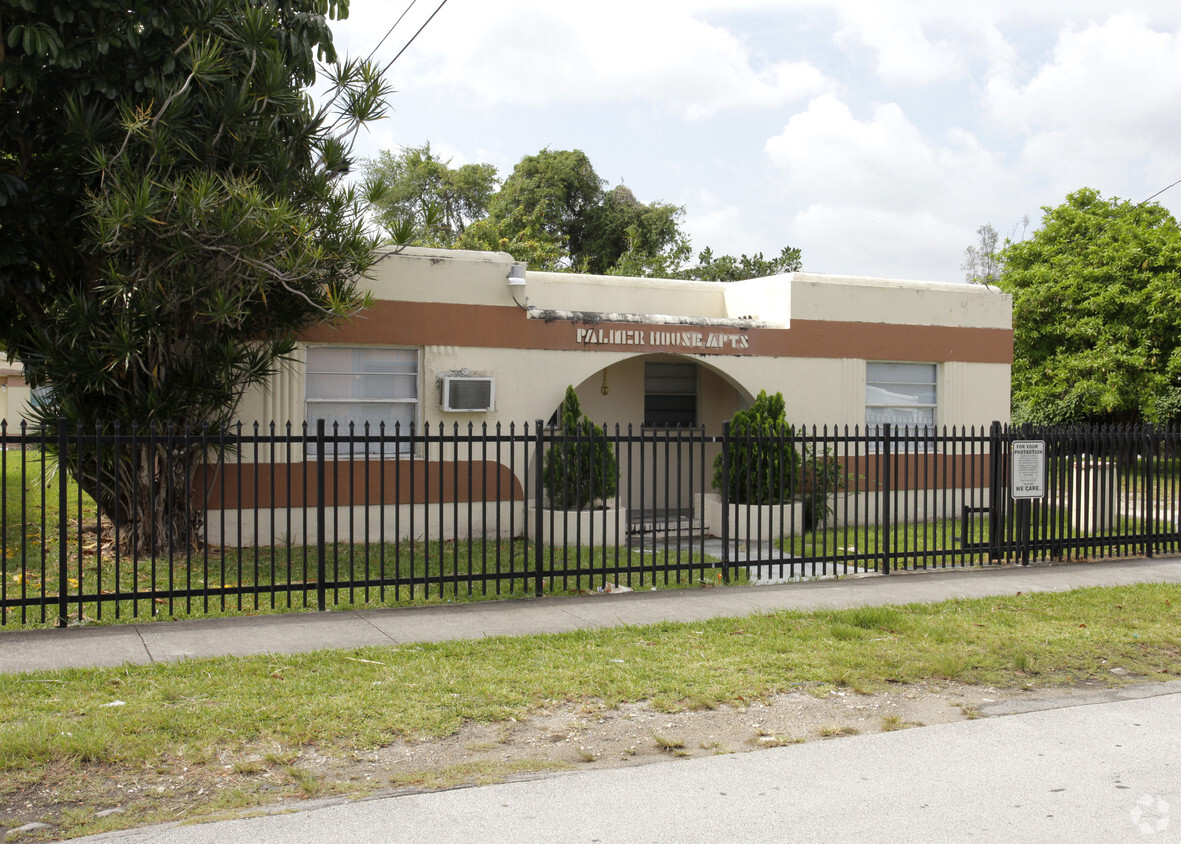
305, 347, 419, 452
866, 362, 937, 437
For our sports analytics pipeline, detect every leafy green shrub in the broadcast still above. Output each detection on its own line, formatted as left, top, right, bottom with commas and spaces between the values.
543, 386, 618, 509
712, 390, 799, 505
799, 443, 848, 531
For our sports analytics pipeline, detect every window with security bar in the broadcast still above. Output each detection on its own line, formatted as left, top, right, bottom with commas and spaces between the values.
866, 362, 937, 449
305, 347, 419, 454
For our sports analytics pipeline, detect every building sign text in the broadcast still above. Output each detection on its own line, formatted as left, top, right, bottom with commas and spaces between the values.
1010, 440, 1046, 499
575, 327, 750, 351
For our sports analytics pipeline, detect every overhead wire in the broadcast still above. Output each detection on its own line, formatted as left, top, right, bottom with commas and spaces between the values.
998, 177, 1181, 265
379, 0, 451, 76
311, 0, 445, 157
972, 177, 1181, 288
1136, 177, 1181, 208
1063, 178, 1181, 250
363, 0, 422, 66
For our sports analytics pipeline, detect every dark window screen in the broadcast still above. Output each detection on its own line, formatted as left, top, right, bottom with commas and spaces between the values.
645, 362, 697, 427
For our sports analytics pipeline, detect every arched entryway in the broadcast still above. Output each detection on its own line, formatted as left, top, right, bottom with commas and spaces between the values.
548, 354, 754, 533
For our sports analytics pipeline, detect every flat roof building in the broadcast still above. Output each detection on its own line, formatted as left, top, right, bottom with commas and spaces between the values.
239, 246, 1012, 439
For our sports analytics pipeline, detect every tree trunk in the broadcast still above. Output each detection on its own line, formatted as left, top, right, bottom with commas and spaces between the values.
58, 430, 206, 556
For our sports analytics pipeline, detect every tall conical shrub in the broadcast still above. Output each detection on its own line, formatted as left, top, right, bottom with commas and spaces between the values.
712, 389, 799, 505
543, 386, 619, 509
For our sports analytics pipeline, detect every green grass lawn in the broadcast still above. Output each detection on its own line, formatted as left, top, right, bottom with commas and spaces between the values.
3, 454, 735, 628
778, 502, 1165, 570
2, 450, 1174, 628
779, 516, 988, 569
1, 534, 734, 629
0, 582, 1178, 838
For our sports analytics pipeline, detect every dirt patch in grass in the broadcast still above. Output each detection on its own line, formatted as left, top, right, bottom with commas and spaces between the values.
0, 678, 1140, 841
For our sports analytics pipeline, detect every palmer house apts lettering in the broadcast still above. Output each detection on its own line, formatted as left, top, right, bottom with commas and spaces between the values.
575, 327, 750, 351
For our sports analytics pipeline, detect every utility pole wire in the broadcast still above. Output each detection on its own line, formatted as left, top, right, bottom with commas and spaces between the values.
363, 0, 420, 66
380, 0, 451, 76
1137, 177, 1181, 208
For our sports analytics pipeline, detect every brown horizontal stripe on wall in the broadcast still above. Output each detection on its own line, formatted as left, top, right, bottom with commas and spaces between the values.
195, 451, 988, 513
839, 452, 992, 493
301, 301, 1012, 364
196, 461, 524, 510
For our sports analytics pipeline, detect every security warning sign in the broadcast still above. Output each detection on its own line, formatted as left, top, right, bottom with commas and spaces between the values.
1011, 440, 1046, 499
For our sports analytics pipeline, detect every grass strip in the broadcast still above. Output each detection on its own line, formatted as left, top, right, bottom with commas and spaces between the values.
2, 457, 734, 628
0, 581, 1178, 839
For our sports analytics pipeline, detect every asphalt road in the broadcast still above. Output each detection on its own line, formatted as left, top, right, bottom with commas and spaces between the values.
78, 682, 1181, 844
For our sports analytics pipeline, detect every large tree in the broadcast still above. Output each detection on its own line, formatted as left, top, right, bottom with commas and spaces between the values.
364, 142, 497, 244
998, 187, 1181, 425
487, 148, 605, 266
0, 0, 390, 550
582, 184, 687, 275
370, 144, 799, 280
677, 245, 802, 282
961, 223, 1002, 285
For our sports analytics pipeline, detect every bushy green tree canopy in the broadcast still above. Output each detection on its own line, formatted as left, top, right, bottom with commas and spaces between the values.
367, 143, 799, 280
998, 187, 1181, 425
489, 149, 606, 268
0, 0, 390, 548
1, 0, 388, 427
677, 245, 802, 282
363, 142, 497, 244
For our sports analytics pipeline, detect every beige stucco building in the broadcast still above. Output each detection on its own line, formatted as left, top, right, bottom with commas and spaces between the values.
239, 246, 1012, 438
3, 247, 1012, 545
0, 247, 1013, 432
212, 246, 1012, 545
0, 361, 31, 430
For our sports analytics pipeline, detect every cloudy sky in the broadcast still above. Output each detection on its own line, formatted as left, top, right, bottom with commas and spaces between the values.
329, 1, 1181, 282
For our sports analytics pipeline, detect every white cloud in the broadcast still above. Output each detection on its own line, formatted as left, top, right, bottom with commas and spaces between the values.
761, 93, 1017, 279
332, 1, 1181, 280
793, 204, 969, 281
830, 1, 968, 84
339, 0, 834, 120
765, 94, 1004, 214
678, 188, 764, 258
814, 2, 1181, 86
986, 13, 1181, 198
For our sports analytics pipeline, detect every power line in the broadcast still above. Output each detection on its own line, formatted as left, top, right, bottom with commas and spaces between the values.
1137, 177, 1181, 208
363, 0, 420, 66
379, 0, 451, 77
995, 178, 1181, 280
311, 0, 438, 140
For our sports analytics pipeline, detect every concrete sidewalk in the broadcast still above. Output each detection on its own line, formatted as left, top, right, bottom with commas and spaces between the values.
3, 556, 1181, 675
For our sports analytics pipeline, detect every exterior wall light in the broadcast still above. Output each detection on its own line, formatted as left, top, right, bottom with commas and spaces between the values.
507, 263, 529, 310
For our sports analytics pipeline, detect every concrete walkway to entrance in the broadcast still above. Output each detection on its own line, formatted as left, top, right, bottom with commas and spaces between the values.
3, 556, 1181, 675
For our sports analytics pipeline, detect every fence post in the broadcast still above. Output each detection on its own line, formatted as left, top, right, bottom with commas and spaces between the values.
1017, 423, 1033, 566
57, 420, 69, 628
534, 420, 545, 598
316, 419, 326, 612
988, 421, 1004, 563
880, 423, 891, 575
1145, 424, 1155, 558
720, 420, 731, 583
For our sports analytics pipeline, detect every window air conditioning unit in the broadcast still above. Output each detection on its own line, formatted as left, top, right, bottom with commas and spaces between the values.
441, 376, 495, 412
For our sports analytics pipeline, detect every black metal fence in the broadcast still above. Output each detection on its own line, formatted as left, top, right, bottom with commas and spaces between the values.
2, 420, 1178, 628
